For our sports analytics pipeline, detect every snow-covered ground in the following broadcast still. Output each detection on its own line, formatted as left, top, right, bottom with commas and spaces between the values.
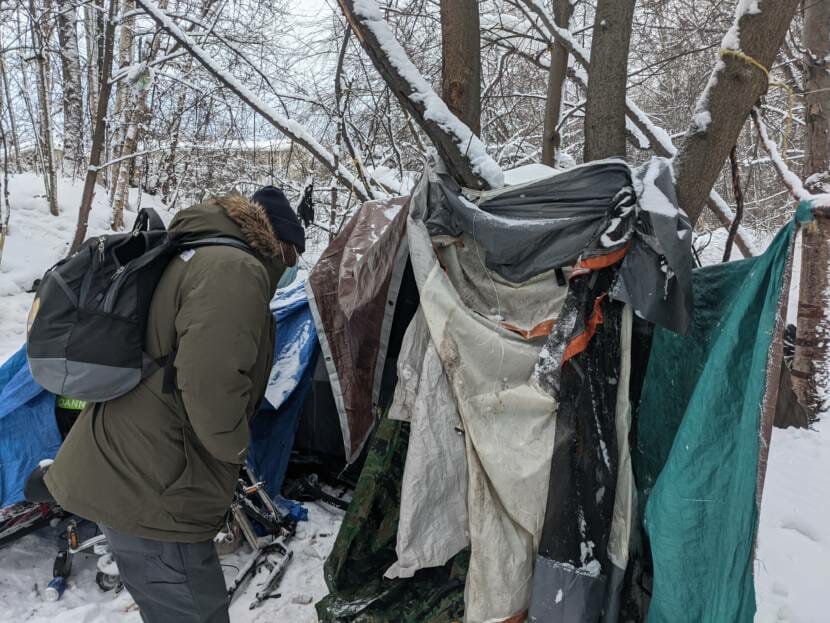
0, 502, 342, 623
0, 175, 342, 622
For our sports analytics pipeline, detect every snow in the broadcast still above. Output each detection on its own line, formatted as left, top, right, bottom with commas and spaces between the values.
0, 174, 344, 622
721, 0, 762, 51
691, 110, 712, 134
755, 417, 830, 623
0, 501, 343, 623
636, 157, 679, 218
350, 0, 504, 189
502, 163, 558, 186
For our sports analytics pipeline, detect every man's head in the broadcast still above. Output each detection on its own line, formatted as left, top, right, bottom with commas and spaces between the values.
250, 186, 306, 255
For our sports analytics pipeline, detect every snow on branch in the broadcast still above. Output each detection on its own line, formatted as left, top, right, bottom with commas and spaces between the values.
338, 0, 504, 190
751, 109, 830, 207
133, 0, 373, 202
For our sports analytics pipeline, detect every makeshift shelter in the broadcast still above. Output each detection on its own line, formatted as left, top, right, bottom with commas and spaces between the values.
310, 159, 802, 623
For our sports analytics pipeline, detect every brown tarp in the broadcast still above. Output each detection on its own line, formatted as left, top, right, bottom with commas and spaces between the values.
306, 196, 409, 461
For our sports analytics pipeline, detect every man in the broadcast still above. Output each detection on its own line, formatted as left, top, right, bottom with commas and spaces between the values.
44, 186, 304, 622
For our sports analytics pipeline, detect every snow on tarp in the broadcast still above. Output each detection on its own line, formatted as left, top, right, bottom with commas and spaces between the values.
263, 278, 317, 409
0, 346, 61, 507
249, 278, 319, 499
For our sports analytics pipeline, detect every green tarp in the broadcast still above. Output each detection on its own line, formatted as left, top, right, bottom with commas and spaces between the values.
316, 415, 468, 623
634, 218, 797, 622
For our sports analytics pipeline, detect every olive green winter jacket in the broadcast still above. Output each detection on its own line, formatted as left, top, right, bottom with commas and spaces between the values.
46, 195, 289, 542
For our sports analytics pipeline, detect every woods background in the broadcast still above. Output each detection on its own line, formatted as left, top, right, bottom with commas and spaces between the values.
0, 0, 828, 405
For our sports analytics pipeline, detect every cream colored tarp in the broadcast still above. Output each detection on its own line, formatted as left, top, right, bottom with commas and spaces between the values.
405, 217, 568, 623
385, 310, 469, 579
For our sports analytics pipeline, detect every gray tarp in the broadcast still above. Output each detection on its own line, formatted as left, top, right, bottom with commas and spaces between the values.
413, 157, 692, 334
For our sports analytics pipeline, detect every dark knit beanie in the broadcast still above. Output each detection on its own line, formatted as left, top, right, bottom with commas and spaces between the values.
251, 186, 306, 254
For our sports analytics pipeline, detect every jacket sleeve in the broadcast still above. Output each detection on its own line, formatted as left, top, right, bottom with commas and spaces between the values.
172, 252, 271, 464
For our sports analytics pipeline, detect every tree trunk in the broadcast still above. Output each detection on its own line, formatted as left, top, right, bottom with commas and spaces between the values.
0, 75, 10, 268
440, 0, 481, 136
0, 49, 21, 173
542, 0, 573, 167
84, 4, 100, 120
336, 0, 502, 190
71, 0, 118, 253
110, 0, 136, 203
57, 5, 86, 179
673, 0, 801, 225
583, 0, 636, 161
111, 99, 148, 229
29, 0, 59, 216
793, 0, 830, 413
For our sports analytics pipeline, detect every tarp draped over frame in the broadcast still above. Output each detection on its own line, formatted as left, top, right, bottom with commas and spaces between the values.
248, 278, 319, 499
385, 309, 468, 580
310, 158, 695, 467
0, 346, 61, 507
306, 196, 409, 462
633, 218, 797, 623
407, 217, 565, 622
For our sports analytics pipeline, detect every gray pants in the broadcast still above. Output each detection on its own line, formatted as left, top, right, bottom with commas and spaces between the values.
101, 526, 229, 623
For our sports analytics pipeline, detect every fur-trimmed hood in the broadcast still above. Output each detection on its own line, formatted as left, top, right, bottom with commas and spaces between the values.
168, 194, 298, 268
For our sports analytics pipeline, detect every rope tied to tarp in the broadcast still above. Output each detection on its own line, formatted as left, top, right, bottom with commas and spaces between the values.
796, 198, 820, 234
720, 48, 796, 162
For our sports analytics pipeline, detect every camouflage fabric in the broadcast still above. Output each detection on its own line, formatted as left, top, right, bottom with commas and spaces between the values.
316, 415, 468, 623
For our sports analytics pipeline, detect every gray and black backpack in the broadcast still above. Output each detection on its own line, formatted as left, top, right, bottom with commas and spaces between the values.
26, 208, 249, 402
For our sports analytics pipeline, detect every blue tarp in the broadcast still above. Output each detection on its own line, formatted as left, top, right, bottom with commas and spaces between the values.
249, 278, 319, 498
0, 346, 61, 507
0, 277, 318, 509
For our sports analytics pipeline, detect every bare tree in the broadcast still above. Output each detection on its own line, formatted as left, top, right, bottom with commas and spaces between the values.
135, 0, 373, 201
673, 0, 801, 225
792, 0, 830, 413
440, 0, 481, 135
0, 47, 21, 173
56, 2, 85, 178
337, 0, 502, 190
29, 0, 59, 215
584, 0, 636, 161
541, 0, 573, 166
71, 0, 118, 252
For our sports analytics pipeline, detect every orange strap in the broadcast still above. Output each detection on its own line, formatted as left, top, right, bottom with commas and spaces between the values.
562, 293, 607, 364
574, 241, 632, 272
501, 318, 556, 340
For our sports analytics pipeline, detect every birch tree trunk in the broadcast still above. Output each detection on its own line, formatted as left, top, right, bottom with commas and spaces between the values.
71, 0, 118, 253
440, 0, 481, 135
57, 4, 86, 179
0, 49, 21, 173
83, 4, 100, 120
29, 0, 59, 215
541, 0, 573, 166
583, 0, 636, 161
110, 0, 136, 204
792, 0, 830, 414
